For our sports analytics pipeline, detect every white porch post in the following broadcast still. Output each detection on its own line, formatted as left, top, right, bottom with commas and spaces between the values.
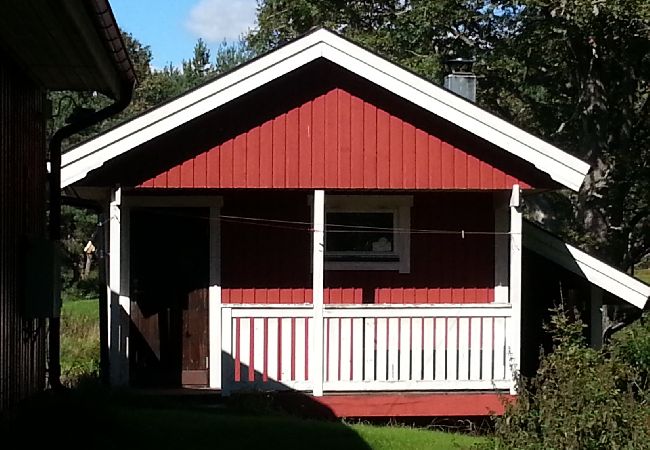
508, 185, 522, 394
220, 306, 233, 395
312, 190, 325, 396
209, 206, 222, 389
108, 186, 130, 386
590, 285, 604, 349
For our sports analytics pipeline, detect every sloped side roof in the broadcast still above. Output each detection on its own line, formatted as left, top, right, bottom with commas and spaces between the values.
61, 28, 590, 189
523, 221, 650, 309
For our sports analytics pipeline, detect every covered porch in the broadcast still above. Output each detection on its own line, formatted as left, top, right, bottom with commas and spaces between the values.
106, 187, 523, 400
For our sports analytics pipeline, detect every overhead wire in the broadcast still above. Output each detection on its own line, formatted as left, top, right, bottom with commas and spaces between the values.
133, 207, 516, 236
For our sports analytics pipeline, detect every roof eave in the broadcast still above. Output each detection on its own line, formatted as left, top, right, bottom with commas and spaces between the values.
523, 221, 650, 309
87, 0, 137, 98
68, 0, 136, 100
0, 0, 135, 99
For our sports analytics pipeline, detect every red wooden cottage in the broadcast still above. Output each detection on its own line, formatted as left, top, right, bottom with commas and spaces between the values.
60, 29, 650, 417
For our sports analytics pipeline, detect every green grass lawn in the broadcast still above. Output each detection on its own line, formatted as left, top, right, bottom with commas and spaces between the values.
1, 389, 486, 450
61, 298, 100, 385
51, 299, 486, 449
351, 422, 484, 450
62, 296, 99, 318
118, 407, 485, 450
116, 410, 479, 450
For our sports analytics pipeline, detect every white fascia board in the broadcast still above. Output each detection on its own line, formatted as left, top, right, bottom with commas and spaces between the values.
523, 222, 650, 309
61, 28, 590, 190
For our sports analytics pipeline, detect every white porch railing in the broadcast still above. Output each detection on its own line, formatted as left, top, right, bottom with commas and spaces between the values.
220, 304, 514, 394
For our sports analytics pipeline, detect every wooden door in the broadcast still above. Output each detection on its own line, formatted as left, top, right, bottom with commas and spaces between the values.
181, 289, 209, 385
130, 207, 209, 387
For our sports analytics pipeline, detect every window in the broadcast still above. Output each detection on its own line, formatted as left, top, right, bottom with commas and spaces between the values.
324, 195, 412, 272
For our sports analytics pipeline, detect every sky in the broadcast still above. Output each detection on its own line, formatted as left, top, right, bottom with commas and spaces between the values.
110, 0, 258, 68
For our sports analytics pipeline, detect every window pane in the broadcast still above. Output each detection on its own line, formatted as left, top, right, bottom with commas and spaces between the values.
326, 212, 394, 253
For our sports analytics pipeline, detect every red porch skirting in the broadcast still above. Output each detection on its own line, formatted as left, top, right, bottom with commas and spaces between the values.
274, 392, 514, 417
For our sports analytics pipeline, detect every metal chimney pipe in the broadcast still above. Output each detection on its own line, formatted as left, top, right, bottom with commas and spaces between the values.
443, 58, 477, 103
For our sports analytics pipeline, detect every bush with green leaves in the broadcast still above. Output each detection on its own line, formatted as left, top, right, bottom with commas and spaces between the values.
611, 313, 650, 388
487, 308, 650, 450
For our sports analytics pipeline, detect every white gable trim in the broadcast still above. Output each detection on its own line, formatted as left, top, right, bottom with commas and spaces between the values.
523, 221, 650, 309
61, 29, 590, 190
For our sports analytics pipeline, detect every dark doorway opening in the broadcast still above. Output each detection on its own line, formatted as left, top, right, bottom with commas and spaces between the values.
129, 207, 209, 387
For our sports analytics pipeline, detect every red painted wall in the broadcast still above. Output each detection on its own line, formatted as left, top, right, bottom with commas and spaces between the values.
140, 87, 530, 191
220, 191, 312, 303
0, 58, 48, 410
221, 192, 495, 304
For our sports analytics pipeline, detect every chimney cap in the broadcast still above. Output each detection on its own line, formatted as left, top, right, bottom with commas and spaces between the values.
444, 57, 475, 74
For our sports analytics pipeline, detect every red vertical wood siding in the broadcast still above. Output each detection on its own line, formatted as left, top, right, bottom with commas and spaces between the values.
220, 192, 312, 304
220, 192, 495, 304
139, 87, 531, 190
0, 60, 48, 410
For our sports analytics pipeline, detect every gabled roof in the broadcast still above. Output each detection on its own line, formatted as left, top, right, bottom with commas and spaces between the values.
61, 28, 590, 189
523, 221, 650, 309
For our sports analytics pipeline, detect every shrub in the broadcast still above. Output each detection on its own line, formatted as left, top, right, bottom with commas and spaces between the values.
611, 313, 650, 386
487, 308, 650, 450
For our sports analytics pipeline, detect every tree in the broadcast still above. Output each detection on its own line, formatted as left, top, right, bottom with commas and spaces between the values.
214, 39, 254, 74
182, 38, 214, 87
248, 0, 650, 271
181, 38, 254, 88
479, 1, 650, 272
131, 63, 185, 112
60, 206, 100, 299
249, 0, 493, 81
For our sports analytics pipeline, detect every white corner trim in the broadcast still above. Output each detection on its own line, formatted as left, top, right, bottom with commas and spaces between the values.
523, 221, 650, 309
61, 29, 589, 191
508, 185, 522, 395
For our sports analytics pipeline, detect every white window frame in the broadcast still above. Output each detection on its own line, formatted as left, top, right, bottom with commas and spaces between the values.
324, 195, 412, 273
